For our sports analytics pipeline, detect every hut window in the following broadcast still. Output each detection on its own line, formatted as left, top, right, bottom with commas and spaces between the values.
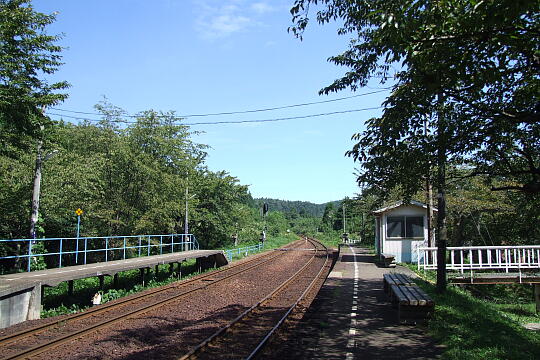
406, 216, 424, 238
387, 216, 424, 238
387, 216, 404, 237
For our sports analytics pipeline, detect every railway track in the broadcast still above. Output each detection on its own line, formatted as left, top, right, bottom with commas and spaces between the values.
0, 239, 309, 360
179, 237, 330, 360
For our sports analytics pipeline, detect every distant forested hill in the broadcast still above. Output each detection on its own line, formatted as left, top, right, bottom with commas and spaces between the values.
254, 198, 340, 218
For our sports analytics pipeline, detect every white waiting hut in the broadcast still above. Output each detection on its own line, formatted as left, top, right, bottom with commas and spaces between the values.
373, 200, 436, 263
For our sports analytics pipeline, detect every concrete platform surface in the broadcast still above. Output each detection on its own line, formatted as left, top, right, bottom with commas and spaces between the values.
0, 250, 227, 295
276, 245, 444, 359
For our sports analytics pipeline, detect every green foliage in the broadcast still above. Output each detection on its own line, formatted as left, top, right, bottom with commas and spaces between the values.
321, 202, 335, 231
255, 198, 338, 218
0, 149, 33, 238
261, 233, 299, 250
0, 0, 69, 152
308, 230, 343, 248
41, 303, 82, 318
30, 240, 47, 270
446, 174, 540, 246
290, 0, 539, 194
0, 100, 264, 263
266, 211, 289, 236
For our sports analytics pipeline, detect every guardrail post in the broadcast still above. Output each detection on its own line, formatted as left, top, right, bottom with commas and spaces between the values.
27, 240, 32, 272
123, 237, 126, 260
171, 234, 174, 253
138, 237, 141, 257
160, 235, 163, 255
59, 238, 63, 268
84, 238, 88, 264
75, 236, 79, 264
105, 237, 109, 262
147, 236, 150, 256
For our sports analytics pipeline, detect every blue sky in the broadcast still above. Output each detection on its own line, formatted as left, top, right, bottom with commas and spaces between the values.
34, 0, 390, 204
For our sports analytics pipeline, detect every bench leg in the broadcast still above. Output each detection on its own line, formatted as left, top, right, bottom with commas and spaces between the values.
398, 305, 433, 325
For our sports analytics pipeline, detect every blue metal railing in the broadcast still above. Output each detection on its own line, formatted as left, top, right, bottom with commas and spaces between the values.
0, 234, 199, 273
224, 243, 263, 262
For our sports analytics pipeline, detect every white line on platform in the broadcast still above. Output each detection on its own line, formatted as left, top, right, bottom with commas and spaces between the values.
346, 245, 360, 359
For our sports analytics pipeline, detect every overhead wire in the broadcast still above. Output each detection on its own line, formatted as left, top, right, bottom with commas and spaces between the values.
49, 88, 391, 119
47, 106, 383, 126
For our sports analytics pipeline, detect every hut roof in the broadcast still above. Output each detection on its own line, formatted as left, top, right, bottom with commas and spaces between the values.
373, 200, 438, 215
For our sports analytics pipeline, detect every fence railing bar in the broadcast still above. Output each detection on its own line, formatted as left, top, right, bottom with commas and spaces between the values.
0, 234, 200, 273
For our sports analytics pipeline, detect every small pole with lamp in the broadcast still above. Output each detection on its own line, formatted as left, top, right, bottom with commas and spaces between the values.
75, 208, 83, 263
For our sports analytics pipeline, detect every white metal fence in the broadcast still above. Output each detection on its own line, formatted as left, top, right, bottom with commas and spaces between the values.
418, 245, 540, 275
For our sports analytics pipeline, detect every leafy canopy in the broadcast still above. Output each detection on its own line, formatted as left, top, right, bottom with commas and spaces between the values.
0, 0, 69, 151
290, 0, 539, 194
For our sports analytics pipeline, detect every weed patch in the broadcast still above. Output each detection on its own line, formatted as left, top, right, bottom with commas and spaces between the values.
411, 277, 540, 359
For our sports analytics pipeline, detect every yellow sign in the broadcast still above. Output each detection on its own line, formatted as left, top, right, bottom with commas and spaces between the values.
75, 208, 83, 216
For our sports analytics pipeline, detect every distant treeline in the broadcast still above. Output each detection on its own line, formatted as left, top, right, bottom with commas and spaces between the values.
254, 198, 340, 218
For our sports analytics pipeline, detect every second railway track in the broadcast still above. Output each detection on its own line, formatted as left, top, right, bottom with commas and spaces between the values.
179, 237, 331, 360
0, 237, 332, 360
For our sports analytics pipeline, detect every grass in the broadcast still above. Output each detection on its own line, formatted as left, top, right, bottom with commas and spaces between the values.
305, 231, 375, 251
42, 258, 207, 317
405, 265, 540, 359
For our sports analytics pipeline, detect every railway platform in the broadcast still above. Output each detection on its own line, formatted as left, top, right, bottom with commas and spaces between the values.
274, 245, 443, 359
0, 250, 227, 328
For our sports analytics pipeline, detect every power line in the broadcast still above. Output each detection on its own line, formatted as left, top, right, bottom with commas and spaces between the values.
49, 88, 390, 119
48, 107, 383, 126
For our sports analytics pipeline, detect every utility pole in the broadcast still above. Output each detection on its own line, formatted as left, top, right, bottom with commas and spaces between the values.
184, 186, 189, 235
184, 182, 196, 251
30, 133, 44, 239
342, 203, 346, 234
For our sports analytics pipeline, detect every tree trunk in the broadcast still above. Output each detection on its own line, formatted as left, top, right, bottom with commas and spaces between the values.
436, 96, 448, 294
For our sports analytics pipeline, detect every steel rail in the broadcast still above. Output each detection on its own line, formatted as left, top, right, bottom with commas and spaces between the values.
178, 237, 328, 360
1, 240, 306, 359
246, 238, 330, 359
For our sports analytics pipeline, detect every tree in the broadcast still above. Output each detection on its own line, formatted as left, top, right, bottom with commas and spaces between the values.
321, 203, 335, 231
291, 0, 539, 191
0, 0, 69, 151
290, 0, 539, 291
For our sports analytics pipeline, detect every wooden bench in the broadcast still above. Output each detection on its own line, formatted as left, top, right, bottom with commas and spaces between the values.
383, 273, 434, 324
390, 284, 434, 324
383, 273, 414, 294
377, 253, 396, 267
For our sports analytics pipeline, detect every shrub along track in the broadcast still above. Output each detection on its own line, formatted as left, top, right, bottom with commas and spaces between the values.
179, 237, 331, 360
0, 239, 310, 360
